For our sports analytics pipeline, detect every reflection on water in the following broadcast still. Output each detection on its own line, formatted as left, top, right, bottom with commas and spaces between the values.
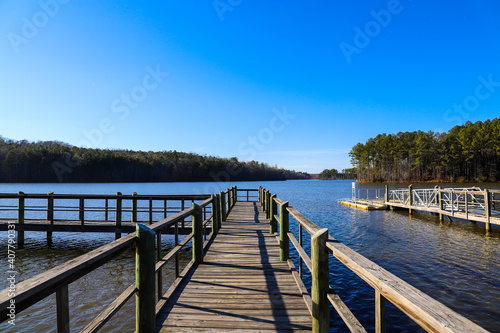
0, 180, 499, 332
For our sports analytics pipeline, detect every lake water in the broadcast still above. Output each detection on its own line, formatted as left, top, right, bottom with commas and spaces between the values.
0, 180, 499, 332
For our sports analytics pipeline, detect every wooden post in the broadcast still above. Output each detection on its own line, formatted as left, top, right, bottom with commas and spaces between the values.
260, 188, 266, 210
136, 224, 156, 333
149, 197, 153, 225
163, 199, 167, 219
220, 191, 226, 222
485, 189, 491, 234
18, 191, 25, 249
258, 186, 261, 204
47, 192, 54, 248
384, 185, 389, 203
299, 225, 303, 277
174, 223, 179, 277
181, 200, 185, 229
56, 284, 70, 333
79, 196, 84, 225
270, 194, 277, 234
231, 187, 234, 207
375, 290, 387, 333
311, 228, 329, 333
192, 203, 203, 264
279, 201, 289, 261
265, 191, 271, 219
451, 190, 455, 217
438, 187, 444, 222
132, 192, 138, 223
408, 184, 413, 215
263, 189, 267, 212
216, 194, 222, 230
157, 230, 162, 301
234, 186, 238, 203
465, 193, 469, 220
115, 192, 122, 240
212, 194, 218, 235
105, 198, 109, 221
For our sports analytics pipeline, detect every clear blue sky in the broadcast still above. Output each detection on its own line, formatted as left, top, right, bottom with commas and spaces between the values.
1, 1, 499, 173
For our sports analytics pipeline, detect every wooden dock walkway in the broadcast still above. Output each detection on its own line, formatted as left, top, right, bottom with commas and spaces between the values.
156, 201, 312, 332
0, 186, 489, 332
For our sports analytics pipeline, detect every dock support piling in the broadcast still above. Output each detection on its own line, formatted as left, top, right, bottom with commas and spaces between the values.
485, 189, 491, 234
311, 228, 329, 333
115, 192, 122, 240
135, 224, 156, 333
192, 203, 203, 264
18, 191, 24, 249
47, 191, 54, 249
438, 187, 444, 222
79, 197, 85, 225
279, 201, 289, 261
132, 192, 138, 223
408, 184, 413, 216
384, 185, 389, 204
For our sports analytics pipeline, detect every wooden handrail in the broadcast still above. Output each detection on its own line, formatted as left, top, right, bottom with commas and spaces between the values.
326, 238, 487, 332
260, 187, 488, 332
0, 232, 136, 317
0, 192, 219, 331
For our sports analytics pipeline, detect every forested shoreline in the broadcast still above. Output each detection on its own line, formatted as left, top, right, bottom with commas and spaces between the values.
318, 168, 357, 180
349, 118, 500, 183
0, 137, 310, 183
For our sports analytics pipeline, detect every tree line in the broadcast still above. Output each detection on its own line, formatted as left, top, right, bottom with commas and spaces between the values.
318, 168, 357, 180
0, 138, 310, 183
349, 118, 500, 182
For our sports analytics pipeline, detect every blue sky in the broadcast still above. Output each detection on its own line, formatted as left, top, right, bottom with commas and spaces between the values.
1, 1, 499, 173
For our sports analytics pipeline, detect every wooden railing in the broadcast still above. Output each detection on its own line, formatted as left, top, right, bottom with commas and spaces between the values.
236, 188, 259, 202
259, 186, 488, 333
0, 187, 238, 332
0, 192, 212, 248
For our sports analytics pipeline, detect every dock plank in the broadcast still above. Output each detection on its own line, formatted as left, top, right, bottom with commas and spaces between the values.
156, 201, 312, 332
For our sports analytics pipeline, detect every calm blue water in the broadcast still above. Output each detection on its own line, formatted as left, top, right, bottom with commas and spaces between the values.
0, 180, 499, 332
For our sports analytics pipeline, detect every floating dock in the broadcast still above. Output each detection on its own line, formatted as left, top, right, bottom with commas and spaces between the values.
338, 199, 387, 210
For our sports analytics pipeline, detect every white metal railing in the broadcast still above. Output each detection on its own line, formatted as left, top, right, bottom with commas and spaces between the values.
389, 188, 410, 205
412, 189, 439, 208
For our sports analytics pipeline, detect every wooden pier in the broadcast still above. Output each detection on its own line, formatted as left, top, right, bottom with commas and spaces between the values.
340, 185, 500, 234
0, 193, 212, 248
156, 201, 312, 332
0, 187, 489, 332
